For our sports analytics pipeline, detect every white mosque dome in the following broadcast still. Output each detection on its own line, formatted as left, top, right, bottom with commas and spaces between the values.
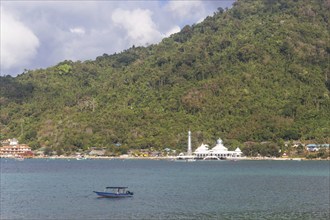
211, 138, 228, 152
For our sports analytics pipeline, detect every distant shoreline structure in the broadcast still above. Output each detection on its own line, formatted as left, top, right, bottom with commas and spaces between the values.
1, 135, 329, 161
177, 131, 244, 160
1, 155, 328, 161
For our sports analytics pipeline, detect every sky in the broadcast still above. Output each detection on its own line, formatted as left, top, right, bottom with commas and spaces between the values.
1, 0, 235, 77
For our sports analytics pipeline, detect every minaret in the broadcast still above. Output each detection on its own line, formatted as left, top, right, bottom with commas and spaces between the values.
187, 130, 192, 156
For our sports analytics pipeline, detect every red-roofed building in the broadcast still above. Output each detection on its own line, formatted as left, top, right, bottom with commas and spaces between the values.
0, 138, 33, 158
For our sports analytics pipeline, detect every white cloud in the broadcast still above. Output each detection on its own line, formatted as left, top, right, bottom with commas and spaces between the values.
0, 7, 39, 71
164, 26, 181, 37
166, 1, 204, 18
70, 27, 85, 35
60, 28, 116, 62
111, 8, 163, 46
0, 1, 234, 76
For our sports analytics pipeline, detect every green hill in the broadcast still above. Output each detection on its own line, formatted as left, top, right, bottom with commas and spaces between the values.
1, 0, 329, 155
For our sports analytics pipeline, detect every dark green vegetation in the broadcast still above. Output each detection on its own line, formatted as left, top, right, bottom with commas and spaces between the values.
1, 0, 329, 156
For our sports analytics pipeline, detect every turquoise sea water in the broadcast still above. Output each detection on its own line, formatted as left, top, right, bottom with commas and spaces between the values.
1, 159, 329, 219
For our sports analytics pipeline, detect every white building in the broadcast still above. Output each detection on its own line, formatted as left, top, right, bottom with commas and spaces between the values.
10, 138, 19, 146
194, 138, 243, 160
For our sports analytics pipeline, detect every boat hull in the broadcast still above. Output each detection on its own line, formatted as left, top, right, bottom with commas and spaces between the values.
93, 191, 133, 198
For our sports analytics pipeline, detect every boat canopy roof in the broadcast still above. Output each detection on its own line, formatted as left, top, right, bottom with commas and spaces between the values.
106, 187, 128, 189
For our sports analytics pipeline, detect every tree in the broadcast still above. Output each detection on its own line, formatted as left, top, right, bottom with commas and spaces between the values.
57, 64, 72, 75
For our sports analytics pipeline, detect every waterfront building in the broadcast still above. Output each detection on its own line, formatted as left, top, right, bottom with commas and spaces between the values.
177, 131, 244, 160
194, 138, 243, 160
306, 143, 330, 152
0, 138, 32, 158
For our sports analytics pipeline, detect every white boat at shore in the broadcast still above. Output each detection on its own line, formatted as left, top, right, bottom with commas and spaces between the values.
176, 154, 196, 162
76, 157, 87, 160
290, 158, 302, 161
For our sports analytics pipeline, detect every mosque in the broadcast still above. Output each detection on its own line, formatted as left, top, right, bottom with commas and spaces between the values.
193, 138, 243, 160
177, 131, 244, 160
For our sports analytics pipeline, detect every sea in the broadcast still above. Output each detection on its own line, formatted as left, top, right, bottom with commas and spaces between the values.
0, 158, 329, 220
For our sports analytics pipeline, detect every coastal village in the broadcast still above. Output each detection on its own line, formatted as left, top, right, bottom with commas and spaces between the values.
1, 137, 329, 160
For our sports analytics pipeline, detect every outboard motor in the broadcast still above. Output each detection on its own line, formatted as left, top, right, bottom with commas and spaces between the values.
126, 191, 134, 195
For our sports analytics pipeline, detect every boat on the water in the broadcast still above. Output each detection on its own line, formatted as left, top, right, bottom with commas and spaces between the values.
93, 187, 133, 198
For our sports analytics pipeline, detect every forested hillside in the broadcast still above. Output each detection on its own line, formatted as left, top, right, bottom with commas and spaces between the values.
1, 0, 329, 155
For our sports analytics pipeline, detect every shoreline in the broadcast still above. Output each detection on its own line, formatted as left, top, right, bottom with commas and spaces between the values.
2, 155, 329, 161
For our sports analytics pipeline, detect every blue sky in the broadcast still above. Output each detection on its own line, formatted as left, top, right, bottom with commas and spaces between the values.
1, 1, 235, 76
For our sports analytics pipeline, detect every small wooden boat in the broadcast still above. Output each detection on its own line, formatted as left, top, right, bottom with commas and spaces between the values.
93, 187, 134, 198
